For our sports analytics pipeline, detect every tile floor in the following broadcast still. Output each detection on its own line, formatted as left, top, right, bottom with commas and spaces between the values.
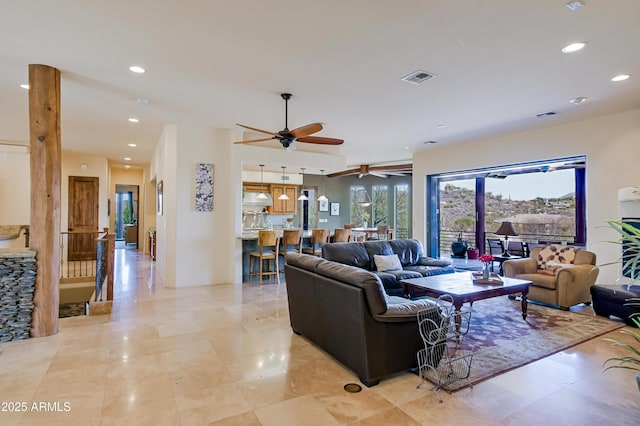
0, 249, 638, 425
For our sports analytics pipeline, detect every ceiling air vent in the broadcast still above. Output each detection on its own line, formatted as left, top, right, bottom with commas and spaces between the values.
401, 70, 437, 85
536, 111, 559, 118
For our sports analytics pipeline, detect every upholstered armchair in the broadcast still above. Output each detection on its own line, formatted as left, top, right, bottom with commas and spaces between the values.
502, 245, 599, 310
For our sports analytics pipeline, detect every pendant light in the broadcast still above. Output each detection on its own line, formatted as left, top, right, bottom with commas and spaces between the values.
278, 166, 290, 200
256, 164, 268, 200
318, 169, 328, 202
297, 168, 308, 201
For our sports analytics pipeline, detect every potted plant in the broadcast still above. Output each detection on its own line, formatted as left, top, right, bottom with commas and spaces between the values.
467, 246, 479, 259
602, 219, 640, 392
451, 231, 468, 258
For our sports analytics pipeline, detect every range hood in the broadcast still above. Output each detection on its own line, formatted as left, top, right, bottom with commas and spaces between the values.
242, 191, 273, 208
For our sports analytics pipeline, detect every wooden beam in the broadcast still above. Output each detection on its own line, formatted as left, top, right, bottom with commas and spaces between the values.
29, 64, 61, 337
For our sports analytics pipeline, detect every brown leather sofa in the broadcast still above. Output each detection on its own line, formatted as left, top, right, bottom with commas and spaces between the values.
284, 252, 444, 387
503, 245, 599, 310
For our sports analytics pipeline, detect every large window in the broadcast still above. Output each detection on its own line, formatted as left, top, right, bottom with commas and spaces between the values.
427, 156, 586, 257
372, 185, 388, 226
350, 186, 368, 227
395, 184, 410, 239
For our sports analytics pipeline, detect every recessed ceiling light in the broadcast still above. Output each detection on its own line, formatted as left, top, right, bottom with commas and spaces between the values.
124, 157, 131, 161
136, 97, 149, 105
436, 124, 445, 128
127, 143, 137, 147
124, 165, 131, 169
128, 117, 139, 123
424, 140, 438, 144
129, 65, 146, 74
569, 96, 588, 105
20, 84, 29, 89
611, 74, 630, 82
561, 42, 587, 53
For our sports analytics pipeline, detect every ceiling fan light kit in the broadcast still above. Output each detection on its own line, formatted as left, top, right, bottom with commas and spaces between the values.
234, 93, 344, 149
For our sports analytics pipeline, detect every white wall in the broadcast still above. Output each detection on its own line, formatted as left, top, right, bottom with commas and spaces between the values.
413, 109, 640, 285
0, 144, 30, 225
153, 125, 236, 287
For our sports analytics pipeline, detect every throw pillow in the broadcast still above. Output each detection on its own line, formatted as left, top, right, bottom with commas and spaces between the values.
374, 254, 403, 272
537, 246, 579, 271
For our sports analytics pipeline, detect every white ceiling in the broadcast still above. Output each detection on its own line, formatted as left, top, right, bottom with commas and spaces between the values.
1, 1, 639, 173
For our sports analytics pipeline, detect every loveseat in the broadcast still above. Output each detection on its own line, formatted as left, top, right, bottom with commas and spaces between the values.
284, 252, 445, 386
321, 239, 454, 297
503, 245, 600, 310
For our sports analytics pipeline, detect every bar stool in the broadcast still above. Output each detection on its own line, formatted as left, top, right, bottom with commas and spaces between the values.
302, 229, 330, 256
333, 228, 352, 242
280, 229, 303, 258
249, 230, 280, 284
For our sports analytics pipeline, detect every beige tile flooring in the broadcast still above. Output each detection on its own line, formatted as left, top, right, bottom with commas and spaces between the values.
1, 249, 639, 425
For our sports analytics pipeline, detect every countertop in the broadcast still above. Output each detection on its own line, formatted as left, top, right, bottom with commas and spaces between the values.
240, 229, 315, 240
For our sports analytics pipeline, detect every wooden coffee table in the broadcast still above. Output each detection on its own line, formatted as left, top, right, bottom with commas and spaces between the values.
401, 272, 531, 328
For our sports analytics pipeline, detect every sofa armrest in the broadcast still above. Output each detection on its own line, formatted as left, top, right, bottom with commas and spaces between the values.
503, 257, 537, 276
373, 297, 439, 323
417, 257, 452, 267
556, 264, 599, 287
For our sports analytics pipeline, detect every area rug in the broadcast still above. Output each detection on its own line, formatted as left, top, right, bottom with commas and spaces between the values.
431, 296, 625, 392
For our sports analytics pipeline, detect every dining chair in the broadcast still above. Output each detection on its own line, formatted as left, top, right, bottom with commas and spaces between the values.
249, 230, 280, 284
333, 228, 352, 243
367, 224, 389, 240
302, 229, 330, 256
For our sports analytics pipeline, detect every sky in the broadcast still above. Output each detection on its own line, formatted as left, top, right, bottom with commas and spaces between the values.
448, 168, 575, 201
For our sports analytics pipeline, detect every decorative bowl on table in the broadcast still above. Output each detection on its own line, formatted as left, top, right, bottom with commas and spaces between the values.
471, 272, 504, 285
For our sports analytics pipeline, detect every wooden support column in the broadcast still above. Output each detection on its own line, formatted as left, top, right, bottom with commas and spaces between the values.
29, 64, 61, 337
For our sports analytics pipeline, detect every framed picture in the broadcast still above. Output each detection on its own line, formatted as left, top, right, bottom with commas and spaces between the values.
157, 180, 163, 215
195, 163, 214, 212
330, 202, 340, 216
319, 199, 329, 212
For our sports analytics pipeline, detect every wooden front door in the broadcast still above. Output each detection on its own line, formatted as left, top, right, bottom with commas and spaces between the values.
68, 176, 99, 260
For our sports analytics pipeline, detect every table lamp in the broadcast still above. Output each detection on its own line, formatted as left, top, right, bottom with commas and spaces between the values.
495, 221, 518, 257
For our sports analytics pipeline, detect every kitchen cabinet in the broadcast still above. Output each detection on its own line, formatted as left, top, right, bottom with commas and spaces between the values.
270, 185, 298, 213
243, 182, 266, 193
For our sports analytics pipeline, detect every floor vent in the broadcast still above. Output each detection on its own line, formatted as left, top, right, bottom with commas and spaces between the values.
401, 70, 437, 85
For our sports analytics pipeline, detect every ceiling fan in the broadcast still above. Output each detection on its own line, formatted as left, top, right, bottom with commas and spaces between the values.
234, 93, 344, 149
327, 163, 413, 179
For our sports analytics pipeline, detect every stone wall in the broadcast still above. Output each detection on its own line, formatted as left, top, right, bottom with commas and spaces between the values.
0, 249, 36, 342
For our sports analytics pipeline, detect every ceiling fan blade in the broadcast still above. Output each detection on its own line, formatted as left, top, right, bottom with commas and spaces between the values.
290, 123, 323, 138
327, 168, 359, 178
297, 136, 344, 145
236, 123, 279, 136
370, 172, 388, 178
368, 163, 413, 173
233, 137, 275, 145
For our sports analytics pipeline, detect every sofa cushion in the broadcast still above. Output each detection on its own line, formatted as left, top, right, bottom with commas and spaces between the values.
322, 242, 371, 270
516, 272, 558, 290
388, 239, 425, 267
316, 260, 389, 315
374, 254, 402, 272
537, 246, 579, 272
364, 241, 395, 270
